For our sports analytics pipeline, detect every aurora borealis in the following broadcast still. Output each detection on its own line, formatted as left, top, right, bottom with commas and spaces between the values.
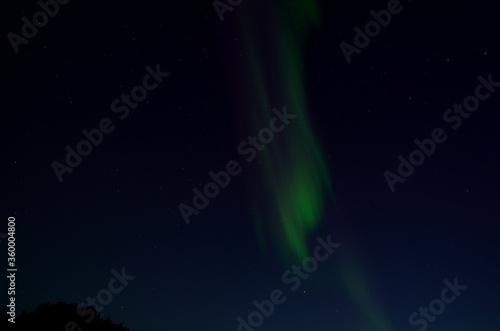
235, 0, 334, 263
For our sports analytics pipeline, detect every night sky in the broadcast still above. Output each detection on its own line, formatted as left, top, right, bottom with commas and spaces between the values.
2, 0, 500, 330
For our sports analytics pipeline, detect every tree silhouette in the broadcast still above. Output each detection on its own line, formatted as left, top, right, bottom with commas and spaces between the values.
1, 301, 130, 330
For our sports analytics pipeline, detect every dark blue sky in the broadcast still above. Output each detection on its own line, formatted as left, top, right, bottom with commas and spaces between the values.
2, 0, 499, 330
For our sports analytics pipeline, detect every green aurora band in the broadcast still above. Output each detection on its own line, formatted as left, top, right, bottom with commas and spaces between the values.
237, 0, 333, 263
235, 2, 394, 329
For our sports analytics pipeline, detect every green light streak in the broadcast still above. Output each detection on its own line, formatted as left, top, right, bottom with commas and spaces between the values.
233, 2, 395, 329
238, 0, 334, 262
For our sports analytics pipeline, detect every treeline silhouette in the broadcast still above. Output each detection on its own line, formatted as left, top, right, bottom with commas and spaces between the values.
1, 301, 130, 330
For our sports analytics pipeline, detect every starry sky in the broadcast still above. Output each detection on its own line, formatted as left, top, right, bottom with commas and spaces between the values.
1, 0, 500, 330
